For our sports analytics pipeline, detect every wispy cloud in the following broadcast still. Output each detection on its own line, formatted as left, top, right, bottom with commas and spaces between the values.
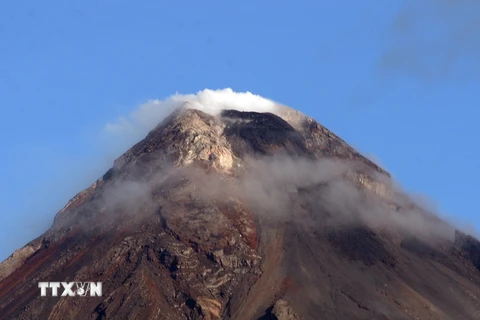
377, 0, 480, 82
92, 154, 455, 242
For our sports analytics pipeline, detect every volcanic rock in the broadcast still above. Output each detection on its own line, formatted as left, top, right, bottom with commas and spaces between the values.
1, 106, 480, 320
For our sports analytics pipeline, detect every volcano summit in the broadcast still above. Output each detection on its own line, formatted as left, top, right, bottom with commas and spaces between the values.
1, 89, 480, 320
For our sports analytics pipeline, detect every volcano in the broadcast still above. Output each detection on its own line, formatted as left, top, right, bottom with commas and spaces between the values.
2, 98, 480, 320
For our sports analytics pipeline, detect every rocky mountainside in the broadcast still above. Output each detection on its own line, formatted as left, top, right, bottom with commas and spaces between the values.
2, 106, 480, 320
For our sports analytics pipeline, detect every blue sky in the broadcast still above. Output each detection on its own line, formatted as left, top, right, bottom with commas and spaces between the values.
1, 0, 479, 261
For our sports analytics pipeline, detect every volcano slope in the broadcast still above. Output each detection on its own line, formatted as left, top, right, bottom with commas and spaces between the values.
1, 107, 480, 320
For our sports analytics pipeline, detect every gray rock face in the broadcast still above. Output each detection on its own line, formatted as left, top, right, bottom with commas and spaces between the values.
271, 299, 300, 320
0, 243, 41, 282
1, 107, 480, 320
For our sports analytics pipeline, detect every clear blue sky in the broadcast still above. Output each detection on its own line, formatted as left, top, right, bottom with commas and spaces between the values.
1, 0, 479, 261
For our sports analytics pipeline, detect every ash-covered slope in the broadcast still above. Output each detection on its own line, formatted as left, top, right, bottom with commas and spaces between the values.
1, 107, 480, 320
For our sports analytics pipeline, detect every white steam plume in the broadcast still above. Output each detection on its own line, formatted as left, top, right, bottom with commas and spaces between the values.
104, 88, 279, 144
